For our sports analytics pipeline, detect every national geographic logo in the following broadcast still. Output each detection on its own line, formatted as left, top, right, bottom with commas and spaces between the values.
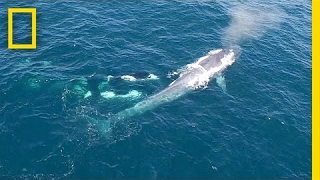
8, 8, 36, 49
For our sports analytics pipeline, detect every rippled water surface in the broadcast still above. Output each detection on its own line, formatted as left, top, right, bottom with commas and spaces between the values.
0, 1, 311, 179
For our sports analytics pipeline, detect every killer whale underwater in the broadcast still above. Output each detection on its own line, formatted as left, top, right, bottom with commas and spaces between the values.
71, 72, 159, 100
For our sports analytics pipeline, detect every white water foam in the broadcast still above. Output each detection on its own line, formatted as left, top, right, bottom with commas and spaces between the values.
180, 49, 236, 90
120, 74, 159, 81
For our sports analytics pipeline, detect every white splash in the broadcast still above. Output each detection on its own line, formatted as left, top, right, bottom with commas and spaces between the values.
121, 75, 137, 81
120, 73, 159, 82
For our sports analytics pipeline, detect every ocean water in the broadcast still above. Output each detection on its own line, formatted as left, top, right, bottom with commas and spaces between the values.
0, 1, 311, 179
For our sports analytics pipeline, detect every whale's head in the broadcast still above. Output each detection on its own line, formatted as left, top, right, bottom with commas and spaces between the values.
197, 47, 240, 71
221, 46, 241, 65
219, 48, 237, 66
230, 45, 241, 57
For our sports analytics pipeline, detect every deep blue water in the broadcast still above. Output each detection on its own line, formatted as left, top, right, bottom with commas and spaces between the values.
0, 1, 311, 179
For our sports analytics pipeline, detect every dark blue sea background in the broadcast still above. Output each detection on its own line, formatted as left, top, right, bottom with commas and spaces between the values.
0, 1, 311, 179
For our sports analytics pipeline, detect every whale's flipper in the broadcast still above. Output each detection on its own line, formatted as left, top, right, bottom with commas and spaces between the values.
215, 74, 227, 93
84, 91, 92, 99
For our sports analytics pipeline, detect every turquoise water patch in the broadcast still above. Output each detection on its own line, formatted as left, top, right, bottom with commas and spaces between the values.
27, 78, 41, 89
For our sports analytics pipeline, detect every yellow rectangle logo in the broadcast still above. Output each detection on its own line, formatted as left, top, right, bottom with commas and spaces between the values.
8, 8, 36, 49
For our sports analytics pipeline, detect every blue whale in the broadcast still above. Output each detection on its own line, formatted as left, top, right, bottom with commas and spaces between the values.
107, 47, 240, 127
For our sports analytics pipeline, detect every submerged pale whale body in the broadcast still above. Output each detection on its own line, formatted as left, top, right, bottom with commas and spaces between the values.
108, 47, 240, 125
